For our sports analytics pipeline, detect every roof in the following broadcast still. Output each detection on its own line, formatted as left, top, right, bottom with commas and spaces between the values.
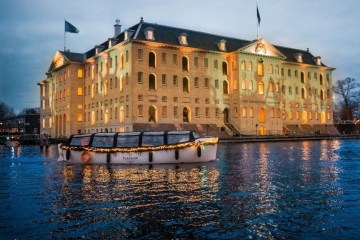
59, 51, 85, 62
65, 20, 329, 67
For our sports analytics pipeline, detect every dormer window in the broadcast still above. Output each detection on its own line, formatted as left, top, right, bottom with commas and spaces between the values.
294, 53, 303, 63
178, 33, 188, 46
124, 29, 135, 41
95, 45, 104, 55
108, 39, 117, 48
144, 27, 155, 41
217, 39, 226, 51
313, 56, 321, 65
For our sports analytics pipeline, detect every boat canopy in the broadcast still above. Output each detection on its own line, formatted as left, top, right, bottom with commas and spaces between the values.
68, 131, 199, 148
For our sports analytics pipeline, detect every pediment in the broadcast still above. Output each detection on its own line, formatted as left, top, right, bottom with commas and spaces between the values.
238, 39, 286, 59
47, 51, 69, 73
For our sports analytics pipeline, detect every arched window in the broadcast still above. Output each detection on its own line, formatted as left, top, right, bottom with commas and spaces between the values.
223, 80, 229, 95
149, 52, 156, 68
301, 72, 305, 83
301, 87, 306, 99
242, 107, 247, 117
257, 61, 264, 76
248, 61, 253, 71
249, 80, 253, 90
149, 74, 156, 91
258, 108, 265, 123
320, 89, 325, 100
222, 61, 228, 75
148, 106, 157, 122
241, 61, 246, 71
182, 56, 189, 72
327, 89, 331, 98
258, 81, 264, 95
249, 107, 254, 118
320, 112, 326, 124
183, 77, 190, 93
183, 107, 191, 122
269, 82, 274, 92
241, 80, 246, 90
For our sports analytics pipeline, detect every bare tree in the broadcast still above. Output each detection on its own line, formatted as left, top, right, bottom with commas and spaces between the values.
0, 102, 15, 119
332, 78, 360, 120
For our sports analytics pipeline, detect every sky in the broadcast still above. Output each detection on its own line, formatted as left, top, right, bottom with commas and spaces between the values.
0, 0, 359, 113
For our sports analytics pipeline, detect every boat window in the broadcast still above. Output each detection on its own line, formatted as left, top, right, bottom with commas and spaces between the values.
142, 135, 164, 146
70, 136, 91, 146
92, 136, 114, 147
117, 135, 140, 147
167, 133, 190, 144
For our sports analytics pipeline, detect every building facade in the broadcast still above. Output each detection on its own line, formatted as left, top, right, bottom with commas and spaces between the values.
38, 19, 335, 137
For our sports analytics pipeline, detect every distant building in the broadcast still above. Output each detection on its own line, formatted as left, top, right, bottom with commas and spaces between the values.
38, 18, 337, 137
0, 114, 40, 135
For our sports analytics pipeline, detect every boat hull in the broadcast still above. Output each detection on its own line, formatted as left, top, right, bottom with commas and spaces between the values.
58, 138, 218, 164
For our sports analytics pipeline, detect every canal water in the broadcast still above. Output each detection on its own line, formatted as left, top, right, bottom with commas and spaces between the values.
0, 140, 359, 239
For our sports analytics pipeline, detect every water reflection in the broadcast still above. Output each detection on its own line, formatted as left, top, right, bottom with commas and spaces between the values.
0, 141, 359, 239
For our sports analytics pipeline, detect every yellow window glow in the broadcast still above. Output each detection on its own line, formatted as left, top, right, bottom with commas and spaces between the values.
77, 87, 83, 96
78, 69, 83, 78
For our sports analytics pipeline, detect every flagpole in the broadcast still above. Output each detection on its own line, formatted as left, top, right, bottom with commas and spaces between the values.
64, 19, 66, 51
256, 0, 259, 40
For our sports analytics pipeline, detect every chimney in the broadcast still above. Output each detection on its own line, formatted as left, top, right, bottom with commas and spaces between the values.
114, 19, 121, 38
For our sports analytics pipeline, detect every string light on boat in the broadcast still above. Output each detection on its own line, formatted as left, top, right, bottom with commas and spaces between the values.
60, 138, 218, 153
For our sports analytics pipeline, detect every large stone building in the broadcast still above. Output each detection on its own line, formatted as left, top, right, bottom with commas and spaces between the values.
38, 18, 337, 137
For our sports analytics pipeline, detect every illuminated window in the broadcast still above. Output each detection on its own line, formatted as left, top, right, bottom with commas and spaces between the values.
258, 81, 264, 95
242, 107, 247, 117
104, 80, 108, 96
242, 80, 246, 90
296, 111, 300, 120
77, 69, 83, 78
269, 82, 274, 92
269, 64, 273, 74
258, 108, 265, 123
77, 87, 83, 96
257, 61, 264, 76
182, 57, 189, 72
42, 119, 45, 128
77, 113, 83, 122
249, 107, 254, 118
234, 79, 238, 90
241, 61, 246, 71
248, 61, 252, 71
249, 80, 253, 90
327, 112, 331, 120
183, 77, 190, 93
120, 76, 124, 92
223, 80, 229, 95
282, 111, 286, 120
149, 52, 156, 68
119, 106, 124, 123
77, 104, 83, 109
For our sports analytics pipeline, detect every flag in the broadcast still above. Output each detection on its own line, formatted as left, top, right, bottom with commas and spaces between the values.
65, 20, 79, 33
257, 6, 261, 26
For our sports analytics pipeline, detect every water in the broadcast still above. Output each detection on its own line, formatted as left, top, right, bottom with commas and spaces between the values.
0, 140, 359, 239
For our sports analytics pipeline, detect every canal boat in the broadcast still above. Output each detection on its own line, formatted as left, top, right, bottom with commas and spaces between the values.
58, 131, 218, 164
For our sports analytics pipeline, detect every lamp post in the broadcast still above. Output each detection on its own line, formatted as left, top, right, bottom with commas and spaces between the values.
255, 124, 258, 136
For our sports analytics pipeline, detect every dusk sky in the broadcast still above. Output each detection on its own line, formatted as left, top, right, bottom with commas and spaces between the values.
1, 0, 359, 112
